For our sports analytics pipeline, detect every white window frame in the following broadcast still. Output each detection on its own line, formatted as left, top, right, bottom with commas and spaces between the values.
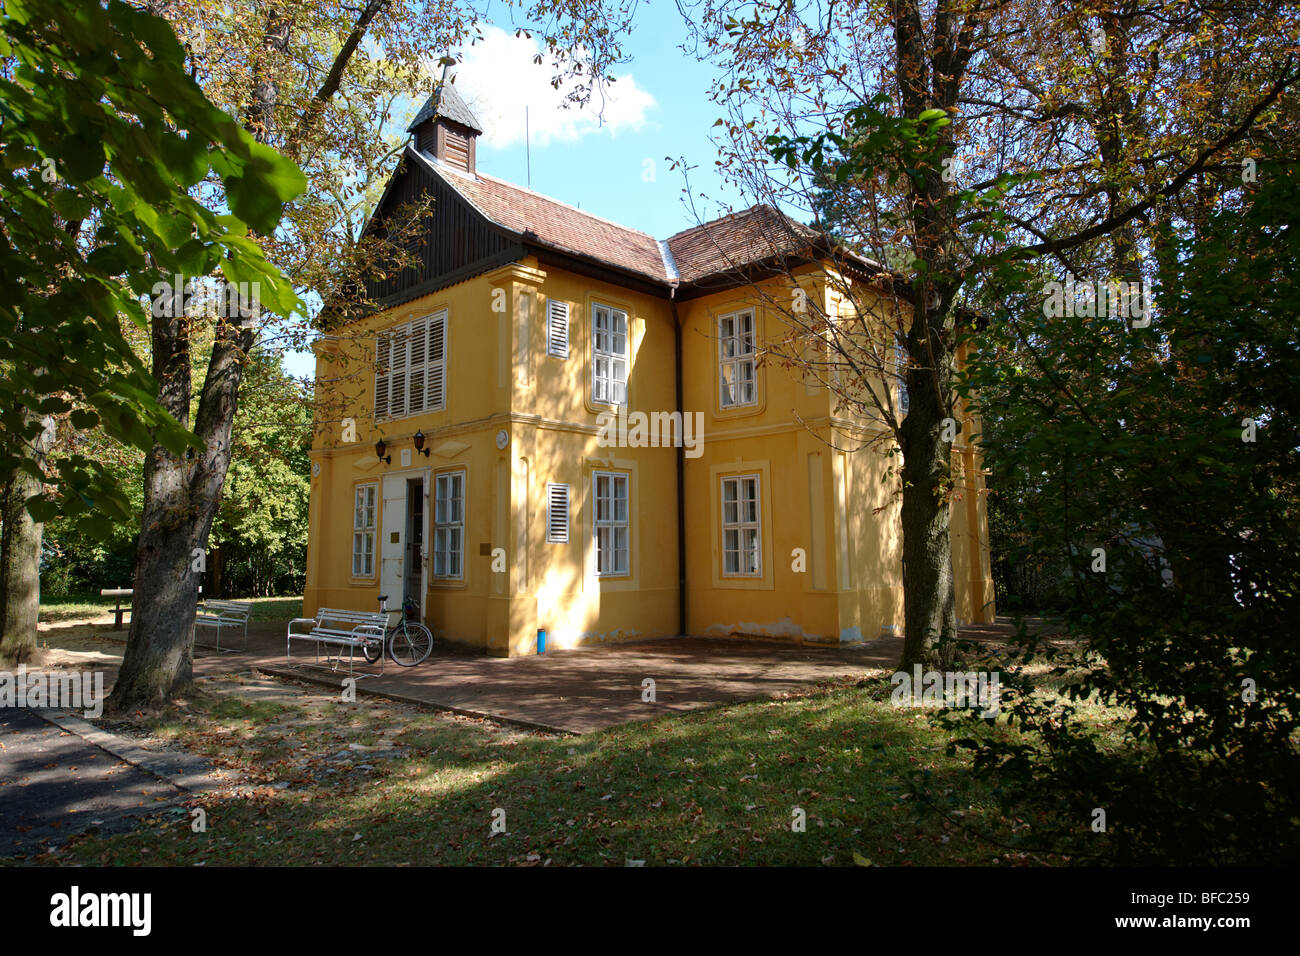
546, 483, 570, 543
432, 470, 465, 580
546, 299, 570, 359
591, 302, 628, 405
718, 310, 757, 408
375, 310, 447, 421
720, 474, 762, 577
593, 470, 630, 576
352, 482, 377, 577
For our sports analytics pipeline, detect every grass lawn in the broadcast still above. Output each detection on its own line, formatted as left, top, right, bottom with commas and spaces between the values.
25, 671, 1098, 867
38, 594, 301, 625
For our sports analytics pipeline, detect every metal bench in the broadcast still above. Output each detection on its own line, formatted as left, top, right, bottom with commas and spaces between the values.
286, 607, 389, 676
195, 599, 252, 653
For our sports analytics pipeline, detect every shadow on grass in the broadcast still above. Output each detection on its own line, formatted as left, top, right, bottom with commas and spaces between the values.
39, 679, 1085, 867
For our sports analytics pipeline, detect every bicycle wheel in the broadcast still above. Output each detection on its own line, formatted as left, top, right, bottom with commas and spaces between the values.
362, 636, 384, 663
388, 621, 434, 666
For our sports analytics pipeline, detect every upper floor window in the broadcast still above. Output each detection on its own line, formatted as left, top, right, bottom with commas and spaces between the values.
352, 482, 377, 577
719, 310, 757, 408
375, 310, 446, 420
592, 303, 628, 405
593, 471, 630, 576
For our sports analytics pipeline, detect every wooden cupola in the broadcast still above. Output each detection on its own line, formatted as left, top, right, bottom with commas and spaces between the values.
408, 81, 483, 175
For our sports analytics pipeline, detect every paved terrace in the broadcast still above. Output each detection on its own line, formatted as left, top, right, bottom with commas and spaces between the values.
73, 616, 1034, 735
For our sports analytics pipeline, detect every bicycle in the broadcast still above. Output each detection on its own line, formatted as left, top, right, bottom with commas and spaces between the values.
362, 594, 434, 666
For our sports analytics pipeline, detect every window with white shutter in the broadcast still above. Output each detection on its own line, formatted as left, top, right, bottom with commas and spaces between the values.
546, 483, 570, 543
546, 299, 569, 358
374, 310, 447, 420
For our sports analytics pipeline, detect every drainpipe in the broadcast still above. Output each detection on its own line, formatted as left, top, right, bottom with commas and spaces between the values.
672, 290, 687, 638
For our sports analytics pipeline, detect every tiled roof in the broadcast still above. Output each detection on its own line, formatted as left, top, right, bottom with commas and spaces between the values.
408, 148, 862, 287
420, 153, 670, 281
408, 82, 483, 134
666, 205, 822, 284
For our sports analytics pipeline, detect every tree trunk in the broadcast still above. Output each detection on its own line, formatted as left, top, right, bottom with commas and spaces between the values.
898, 306, 957, 670
0, 410, 55, 665
108, 307, 255, 708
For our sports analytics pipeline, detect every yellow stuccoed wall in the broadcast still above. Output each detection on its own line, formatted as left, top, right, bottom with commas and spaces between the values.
304, 255, 994, 657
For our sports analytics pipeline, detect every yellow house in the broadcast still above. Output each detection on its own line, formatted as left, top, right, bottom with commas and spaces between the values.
304, 87, 994, 657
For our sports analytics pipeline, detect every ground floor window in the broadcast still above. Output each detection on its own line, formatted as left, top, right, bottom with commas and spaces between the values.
593, 470, 629, 576
433, 470, 465, 579
352, 482, 377, 576
721, 474, 761, 576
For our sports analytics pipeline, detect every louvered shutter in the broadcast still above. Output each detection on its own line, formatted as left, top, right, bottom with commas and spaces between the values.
407, 315, 427, 414
546, 483, 570, 543
389, 321, 409, 418
547, 299, 569, 358
374, 331, 391, 420
426, 310, 446, 410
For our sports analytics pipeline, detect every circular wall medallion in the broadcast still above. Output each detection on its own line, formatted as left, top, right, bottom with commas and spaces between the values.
495, 429, 509, 450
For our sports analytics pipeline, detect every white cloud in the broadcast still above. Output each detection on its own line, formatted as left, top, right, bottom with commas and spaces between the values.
432, 26, 657, 150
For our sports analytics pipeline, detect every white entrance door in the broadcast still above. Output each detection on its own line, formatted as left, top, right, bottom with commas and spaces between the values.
379, 470, 429, 615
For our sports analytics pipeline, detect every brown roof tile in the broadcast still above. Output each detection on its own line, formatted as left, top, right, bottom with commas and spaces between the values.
411, 148, 857, 288
666, 205, 822, 284
421, 155, 670, 281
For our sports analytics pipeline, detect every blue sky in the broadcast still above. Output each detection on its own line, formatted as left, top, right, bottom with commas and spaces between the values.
284, 3, 743, 378
454, 3, 744, 239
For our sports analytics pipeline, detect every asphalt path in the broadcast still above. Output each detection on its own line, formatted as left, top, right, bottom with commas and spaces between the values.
0, 707, 185, 857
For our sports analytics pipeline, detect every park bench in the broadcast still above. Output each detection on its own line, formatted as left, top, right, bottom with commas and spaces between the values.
195, 599, 252, 653
100, 588, 133, 629
286, 607, 389, 676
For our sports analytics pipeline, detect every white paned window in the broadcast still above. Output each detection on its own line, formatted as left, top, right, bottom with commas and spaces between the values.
352, 482, 377, 576
593, 471, 629, 576
592, 303, 628, 405
547, 299, 570, 358
433, 471, 465, 579
546, 483, 570, 543
719, 310, 757, 408
721, 474, 761, 576
375, 310, 447, 420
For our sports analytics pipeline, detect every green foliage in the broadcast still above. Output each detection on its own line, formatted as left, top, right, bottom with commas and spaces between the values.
955, 162, 1300, 864
209, 349, 311, 597
0, 0, 303, 536
40, 349, 310, 598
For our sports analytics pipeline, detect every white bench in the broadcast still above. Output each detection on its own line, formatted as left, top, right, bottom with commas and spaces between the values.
195, 599, 252, 652
286, 607, 390, 675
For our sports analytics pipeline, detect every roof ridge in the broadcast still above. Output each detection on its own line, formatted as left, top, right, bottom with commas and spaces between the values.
663, 204, 779, 243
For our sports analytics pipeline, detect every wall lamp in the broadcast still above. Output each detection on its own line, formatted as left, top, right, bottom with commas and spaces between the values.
374, 438, 390, 464
414, 430, 431, 457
